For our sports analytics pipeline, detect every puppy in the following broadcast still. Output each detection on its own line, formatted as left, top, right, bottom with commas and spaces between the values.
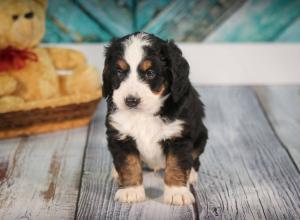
102, 32, 208, 205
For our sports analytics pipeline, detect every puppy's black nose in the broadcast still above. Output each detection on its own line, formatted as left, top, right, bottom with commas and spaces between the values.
125, 96, 140, 108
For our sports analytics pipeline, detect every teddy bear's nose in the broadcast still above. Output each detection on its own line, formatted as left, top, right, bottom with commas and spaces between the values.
24, 11, 34, 19
12, 14, 19, 21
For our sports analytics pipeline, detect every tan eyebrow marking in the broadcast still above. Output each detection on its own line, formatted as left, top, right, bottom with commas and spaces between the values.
140, 59, 152, 71
116, 59, 129, 71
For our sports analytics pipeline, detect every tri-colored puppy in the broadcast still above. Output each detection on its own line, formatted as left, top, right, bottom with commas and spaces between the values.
102, 32, 208, 205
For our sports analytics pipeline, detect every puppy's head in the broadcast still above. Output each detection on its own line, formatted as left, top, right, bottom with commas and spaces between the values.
103, 32, 190, 114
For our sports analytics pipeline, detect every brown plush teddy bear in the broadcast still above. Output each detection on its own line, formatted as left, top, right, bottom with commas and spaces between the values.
0, 0, 101, 138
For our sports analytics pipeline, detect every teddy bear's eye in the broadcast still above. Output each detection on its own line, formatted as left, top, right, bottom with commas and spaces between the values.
24, 12, 34, 19
12, 15, 19, 21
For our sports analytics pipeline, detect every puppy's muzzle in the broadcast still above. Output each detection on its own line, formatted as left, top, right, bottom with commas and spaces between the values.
125, 96, 140, 108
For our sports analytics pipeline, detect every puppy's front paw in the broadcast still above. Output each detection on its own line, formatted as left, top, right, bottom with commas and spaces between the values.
164, 185, 195, 205
115, 185, 146, 203
188, 168, 198, 184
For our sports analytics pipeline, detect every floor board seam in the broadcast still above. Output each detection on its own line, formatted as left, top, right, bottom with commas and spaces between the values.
190, 185, 200, 220
74, 124, 92, 220
252, 87, 300, 175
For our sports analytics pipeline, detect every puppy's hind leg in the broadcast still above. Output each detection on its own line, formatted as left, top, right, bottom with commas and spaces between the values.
188, 167, 198, 185
189, 127, 207, 185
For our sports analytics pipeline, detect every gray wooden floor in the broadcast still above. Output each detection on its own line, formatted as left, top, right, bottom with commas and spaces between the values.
0, 86, 299, 220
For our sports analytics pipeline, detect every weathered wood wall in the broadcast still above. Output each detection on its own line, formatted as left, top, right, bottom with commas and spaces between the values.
43, 0, 300, 43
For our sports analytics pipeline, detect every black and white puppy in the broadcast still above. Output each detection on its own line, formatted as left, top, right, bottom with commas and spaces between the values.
103, 32, 208, 205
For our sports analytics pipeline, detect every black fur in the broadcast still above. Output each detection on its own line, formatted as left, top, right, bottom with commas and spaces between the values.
103, 32, 208, 186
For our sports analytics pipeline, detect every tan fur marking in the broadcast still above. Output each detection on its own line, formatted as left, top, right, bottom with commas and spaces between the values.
140, 60, 152, 71
116, 59, 129, 71
118, 154, 142, 187
164, 154, 189, 186
192, 148, 202, 160
154, 84, 166, 96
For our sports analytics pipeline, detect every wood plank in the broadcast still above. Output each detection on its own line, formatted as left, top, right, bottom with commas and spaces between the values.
76, 0, 133, 37
136, 0, 172, 30
142, 0, 196, 38
142, 0, 244, 41
46, 0, 112, 42
76, 103, 196, 220
276, 17, 300, 42
44, 17, 74, 43
192, 86, 300, 219
0, 127, 88, 219
254, 86, 300, 169
205, 0, 300, 42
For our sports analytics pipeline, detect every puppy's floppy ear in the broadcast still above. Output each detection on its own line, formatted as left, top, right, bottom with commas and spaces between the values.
165, 40, 190, 103
102, 64, 110, 98
102, 40, 116, 98
102, 38, 125, 98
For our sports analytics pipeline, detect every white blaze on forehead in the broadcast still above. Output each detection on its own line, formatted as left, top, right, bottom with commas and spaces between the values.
123, 33, 150, 70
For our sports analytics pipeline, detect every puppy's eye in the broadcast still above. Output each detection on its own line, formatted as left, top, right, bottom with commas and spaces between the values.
145, 69, 156, 80
116, 69, 125, 78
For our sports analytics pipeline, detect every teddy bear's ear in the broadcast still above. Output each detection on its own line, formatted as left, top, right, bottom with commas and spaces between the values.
34, 0, 48, 9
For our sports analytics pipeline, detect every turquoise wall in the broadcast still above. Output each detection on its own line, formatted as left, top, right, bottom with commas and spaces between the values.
43, 0, 300, 43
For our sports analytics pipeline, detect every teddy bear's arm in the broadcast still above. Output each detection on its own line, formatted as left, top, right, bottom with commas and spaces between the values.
46, 48, 86, 70
0, 75, 18, 96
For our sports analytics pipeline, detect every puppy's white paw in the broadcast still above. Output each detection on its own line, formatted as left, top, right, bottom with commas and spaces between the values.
115, 185, 146, 203
111, 165, 119, 180
164, 185, 195, 205
188, 168, 198, 184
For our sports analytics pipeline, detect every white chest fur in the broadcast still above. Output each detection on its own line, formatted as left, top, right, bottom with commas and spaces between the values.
110, 110, 184, 170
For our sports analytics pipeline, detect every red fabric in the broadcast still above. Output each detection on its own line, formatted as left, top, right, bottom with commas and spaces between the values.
0, 47, 38, 72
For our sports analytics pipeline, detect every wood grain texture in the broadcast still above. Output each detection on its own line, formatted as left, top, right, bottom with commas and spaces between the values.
193, 87, 300, 219
44, 0, 111, 43
254, 86, 300, 170
76, 103, 196, 220
136, 0, 172, 30
43, 1, 300, 42
45, 18, 74, 43
142, 0, 197, 37
76, 0, 133, 37
144, 0, 245, 41
277, 17, 300, 42
2, 85, 300, 219
0, 127, 88, 219
205, 0, 300, 42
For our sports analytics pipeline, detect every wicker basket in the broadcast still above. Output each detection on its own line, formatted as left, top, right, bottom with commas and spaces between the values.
0, 92, 101, 139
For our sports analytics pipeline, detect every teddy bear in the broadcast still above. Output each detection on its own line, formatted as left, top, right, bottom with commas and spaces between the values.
0, 0, 100, 108
0, 0, 101, 138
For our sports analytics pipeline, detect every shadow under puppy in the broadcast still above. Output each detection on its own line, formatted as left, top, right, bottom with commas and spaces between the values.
103, 32, 208, 205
